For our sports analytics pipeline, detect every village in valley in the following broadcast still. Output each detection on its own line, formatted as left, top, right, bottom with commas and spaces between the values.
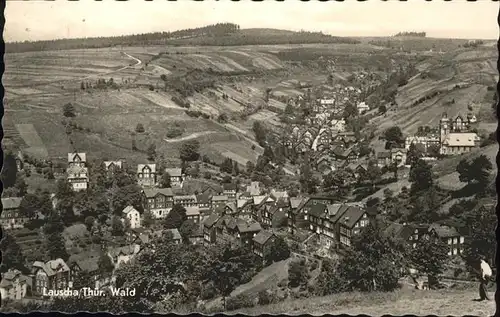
1, 21, 497, 315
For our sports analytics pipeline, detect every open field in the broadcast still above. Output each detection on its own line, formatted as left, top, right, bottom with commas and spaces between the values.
229, 287, 495, 316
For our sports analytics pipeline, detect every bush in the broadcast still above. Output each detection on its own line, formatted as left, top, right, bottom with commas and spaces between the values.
135, 123, 145, 133
171, 96, 190, 108
166, 127, 184, 139
225, 294, 255, 311
200, 282, 217, 300
257, 290, 277, 305
203, 171, 212, 179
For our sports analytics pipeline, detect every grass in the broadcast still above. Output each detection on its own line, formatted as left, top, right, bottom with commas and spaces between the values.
229, 287, 494, 316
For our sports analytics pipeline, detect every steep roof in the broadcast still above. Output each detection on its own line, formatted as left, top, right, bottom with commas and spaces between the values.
2, 197, 22, 210
164, 168, 182, 177
290, 197, 304, 209
253, 230, 275, 245
237, 221, 262, 233
74, 258, 100, 273
33, 258, 70, 276
104, 161, 123, 169
122, 205, 139, 215
338, 206, 366, 228
143, 187, 173, 198
223, 183, 237, 190
185, 206, 200, 216
377, 151, 391, 159
430, 224, 460, 238
137, 164, 156, 174
165, 228, 182, 240
68, 152, 86, 163
203, 213, 221, 228
212, 195, 229, 202
196, 192, 211, 204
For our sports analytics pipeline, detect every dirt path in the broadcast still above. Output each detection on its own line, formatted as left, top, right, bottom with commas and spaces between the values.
163, 131, 216, 143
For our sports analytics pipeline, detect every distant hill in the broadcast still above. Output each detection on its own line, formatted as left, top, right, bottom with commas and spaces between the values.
6, 24, 359, 53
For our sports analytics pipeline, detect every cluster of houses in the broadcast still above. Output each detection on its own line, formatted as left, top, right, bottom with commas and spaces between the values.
405, 112, 480, 156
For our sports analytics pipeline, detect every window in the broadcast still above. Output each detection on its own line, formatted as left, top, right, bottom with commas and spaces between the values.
460, 236, 464, 244
448, 238, 452, 245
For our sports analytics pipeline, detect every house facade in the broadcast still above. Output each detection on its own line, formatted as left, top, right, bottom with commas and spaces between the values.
68, 152, 86, 168
164, 168, 183, 186
0, 269, 30, 300
252, 230, 276, 258
67, 166, 89, 192
122, 205, 141, 229
142, 188, 174, 219
1, 197, 30, 229
174, 195, 198, 208
185, 207, 201, 224
32, 259, 72, 296
223, 183, 238, 199
137, 164, 157, 187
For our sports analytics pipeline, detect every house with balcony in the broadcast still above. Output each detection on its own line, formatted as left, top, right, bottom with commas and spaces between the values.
164, 168, 183, 186
32, 258, 71, 296
223, 183, 238, 199
173, 195, 198, 208
67, 165, 89, 192
142, 188, 174, 219
137, 164, 157, 187
1, 197, 30, 230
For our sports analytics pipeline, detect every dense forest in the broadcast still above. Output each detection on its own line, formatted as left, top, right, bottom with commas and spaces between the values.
6, 23, 240, 53
6, 24, 358, 53
393, 32, 427, 37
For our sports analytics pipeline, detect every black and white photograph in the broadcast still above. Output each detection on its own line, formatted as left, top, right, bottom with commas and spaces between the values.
0, 1, 498, 315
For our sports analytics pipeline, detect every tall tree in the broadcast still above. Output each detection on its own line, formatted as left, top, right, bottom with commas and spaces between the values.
163, 204, 187, 229
1, 152, 18, 188
179, 140, 200, 162
159, 172, 171, 189
0, 232, 27, 273
384, 126, 404, 149
147, 144, 156, 161
409, 159, 433, 193
410, 235, 448, 288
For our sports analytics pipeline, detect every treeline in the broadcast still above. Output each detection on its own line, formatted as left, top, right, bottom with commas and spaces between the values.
393, 32, 427, 37
167, 31, 360, 47
6, 23, 240, 53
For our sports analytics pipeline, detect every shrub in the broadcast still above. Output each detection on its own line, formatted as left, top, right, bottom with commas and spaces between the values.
225, 294, 255, 311
166, 127, 184, 139
135, 123, 145, 133
203, 171, 212, 179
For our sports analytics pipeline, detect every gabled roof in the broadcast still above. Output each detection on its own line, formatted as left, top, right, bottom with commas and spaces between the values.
225, 202, 237, 212
443, 133, 480, 147
104, 161, 123, 169
223, 183, 237, 190
174, 194, 197, 201
237, 199, 251, 209
338, 206, 366, 228
123, 205, 139, 215
2, 197, 22, 210
73, 258, 100, 273
108, 245, 139, 258
212, 195, 229, 202
253, 230, 275, 245
309, 203, 327, 218
68, 251, 101, 264
253, 195, 267, 206
165, 228, 182, 240
376, 151, 391, 159
33, 258, 70, 276
429, 224, 460, 238
67, 166, 89, 176
290, 197, 304, 209
137, 164, 156, 174
203, 213, 221, 228
237, 221, 262, 233
143, 187, 173, 198
196, 192, 211, 204
68, 152, 86, 163
164, 168, 182, 177
185, 206, 200, 216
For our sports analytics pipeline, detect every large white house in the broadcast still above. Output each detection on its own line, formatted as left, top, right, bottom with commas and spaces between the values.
67, 152, 88, 192
137, 164, 157, 187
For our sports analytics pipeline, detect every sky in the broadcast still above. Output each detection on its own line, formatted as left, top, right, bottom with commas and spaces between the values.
4, 0, 499, 42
